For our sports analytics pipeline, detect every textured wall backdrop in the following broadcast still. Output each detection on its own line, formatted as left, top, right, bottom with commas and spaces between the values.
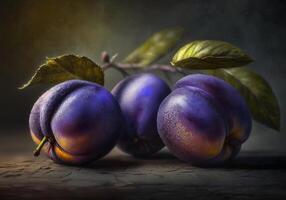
0, 0, 285, 144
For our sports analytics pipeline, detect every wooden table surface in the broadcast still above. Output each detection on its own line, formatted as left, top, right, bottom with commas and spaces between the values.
0, 129, 286, 200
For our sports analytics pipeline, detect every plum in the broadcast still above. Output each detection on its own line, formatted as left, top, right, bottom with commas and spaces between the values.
157, 74, 252, 166
29, 80, 122, 165
111, 73, 171, 157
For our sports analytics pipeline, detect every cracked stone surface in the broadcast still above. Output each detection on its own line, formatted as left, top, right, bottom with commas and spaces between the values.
0, 129, 286, 199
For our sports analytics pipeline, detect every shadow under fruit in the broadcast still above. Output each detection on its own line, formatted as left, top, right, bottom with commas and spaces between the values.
112, 73, 171, 157
157, 74, 252, 166
29, 80, 122, 165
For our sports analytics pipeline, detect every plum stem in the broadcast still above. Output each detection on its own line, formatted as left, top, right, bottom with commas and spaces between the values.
100, 51, 188, 76
33, 136, 48, 157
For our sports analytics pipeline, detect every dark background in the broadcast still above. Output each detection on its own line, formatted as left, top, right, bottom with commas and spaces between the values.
0, 0, 286, 149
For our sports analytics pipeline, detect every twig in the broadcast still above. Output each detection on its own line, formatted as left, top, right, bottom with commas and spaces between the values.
100, 51, 187, 76
102, 63, 129, 76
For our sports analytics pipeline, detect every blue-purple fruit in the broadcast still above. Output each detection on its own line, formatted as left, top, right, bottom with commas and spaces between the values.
157, 74, 252, 166
112, 73, 171, 157
29, 80, 122, 165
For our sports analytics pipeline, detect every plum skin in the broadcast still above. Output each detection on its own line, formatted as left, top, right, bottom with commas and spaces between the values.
111, 73, 171, 157
157, 74, 252, 166
29, 80, 122, 165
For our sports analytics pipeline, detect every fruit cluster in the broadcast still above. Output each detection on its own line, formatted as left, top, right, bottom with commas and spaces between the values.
30, 73, 252, 166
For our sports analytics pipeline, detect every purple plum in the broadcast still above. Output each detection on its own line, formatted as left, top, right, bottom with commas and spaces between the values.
111, 73, 171, 157
157, 74, 252, 166
29, 80, 122, 165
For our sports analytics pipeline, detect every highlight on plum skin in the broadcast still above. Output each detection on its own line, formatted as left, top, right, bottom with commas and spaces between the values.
157, 74, 252, 166
29, 80, 123, 165
111, 73, 171, 157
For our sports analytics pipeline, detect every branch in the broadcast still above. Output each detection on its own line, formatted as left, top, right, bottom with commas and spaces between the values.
100, 51, 187, 76
102, 63, 129, 76
116, 63, 177, 72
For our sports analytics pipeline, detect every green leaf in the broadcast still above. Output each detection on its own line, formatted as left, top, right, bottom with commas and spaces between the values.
206, 67, 280, 130
171, 40, 253, 69
20, 55, 104, 89
123, 27, 184, 66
